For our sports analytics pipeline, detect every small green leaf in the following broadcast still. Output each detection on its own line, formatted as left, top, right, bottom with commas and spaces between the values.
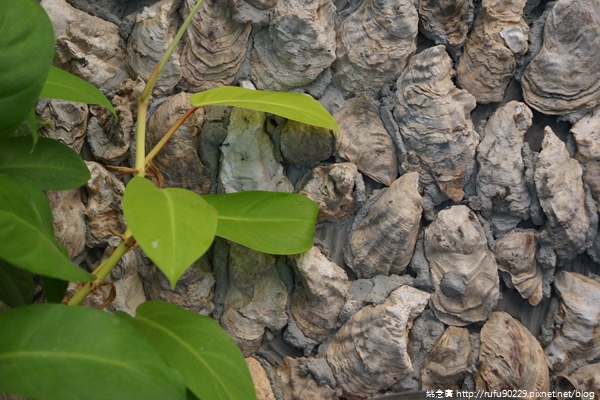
0, 137, 91, 190
40, 66, 117, 121
122, 177, 218, 288
0, 0, 54, 137
0, 260, 34, 308
201, 191, 318, 254
0, 304, 186, 400
119, 301, 256, 400
0, 174, 94, 282
189, 87, 339, 131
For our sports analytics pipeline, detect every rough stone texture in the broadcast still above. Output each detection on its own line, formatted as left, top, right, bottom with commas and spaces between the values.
418, 0, 474, 52
38, 100, 88, 153
421, 326, 471, 390
572, 106, 600, 204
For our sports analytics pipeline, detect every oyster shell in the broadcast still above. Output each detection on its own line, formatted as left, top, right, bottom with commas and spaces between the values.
522, 0, 600, 115
298, 162, 365, 223
394, 45, 478, 203
476, 101, 533, 219
246, 358, 276, 400
572, 106, 600, 204
418, 0, 474, 51
219, 106, 293, 193
332, 0, 418, 96
494, 230, 543, 306
421, 326, 472, 390
147, 92, 211, 194
424, 205, 499, 326
347, 172, 423, 279
456, 0, 529, 103
179, 0, 252, 91
126, 0, 182, 95
556, 363, 600, 400
325, 285, 430, 398
534, 127, 598, 262
250, 0, 336, 91
276, 357, 339, 400
546, 271, 600, 374
220, 243, 288, 355
38, 100, 88, 153
334, 96, 398, 186
47, 189, 86, 261
41, 0, 128, 96
476, 311, 549, 395
279, 120, 334, 165
289, 246, 349, 342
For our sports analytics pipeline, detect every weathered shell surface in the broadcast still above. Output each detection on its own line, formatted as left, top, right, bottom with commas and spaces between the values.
179, 0, 251, 91
219, 107, 293, 193
332, 0, 418, 96
456, 0, 528, 103
334, 96, 398, 186
289, 246, 349, 342
298, 162, 365, 223
126, 0, 182, 94
41, 0, 129, 96
83, 162, 126, 248
556, 363, 600, 400
87, 78, 146, 164
147, 92, 211, 193
246, 358, 276, 400
347, 172, 422, 279
250, 0, 336, 91
424, 205, 499, 326
421, 326, 471, 390
105, 249, 146, 316
494, 230, 543, 306
522, 0, 600, 115
418, 0, 474, 50
394, 45, 478, 203
534, 127, 598, 262
572, 106, 600, 204
476, 101, 533, 219
47, 189, 86, 261
276, 357, 339, 400
476, 311, 549, 394
279, 120, 334, 165
546, 271, 600, 374
220, 243, 288, 356
325, 285, 430, 398
39, 100, 88, 153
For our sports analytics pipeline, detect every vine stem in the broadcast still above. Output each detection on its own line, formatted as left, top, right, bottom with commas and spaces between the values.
134, 0, 205, 176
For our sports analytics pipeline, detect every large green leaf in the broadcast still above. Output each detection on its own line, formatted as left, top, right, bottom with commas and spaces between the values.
0, 260, 34, 308
0, 137, 91, 190
201, 191, 318, 254
40, 66, 117, 120
0, 174, 93, 282
122, 177, 218, 288
189, 87, 339, 131
41, 276, 69, 303
119, 301, 256, 400
0, 0, 54, 137
0, 304, 186, 400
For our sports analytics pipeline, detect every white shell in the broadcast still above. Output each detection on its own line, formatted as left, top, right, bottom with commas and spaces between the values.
179, 0, 251, 91
534, 127, 598, 262
348, 172, 423, 279
421, 326, 472, 390
332, 0, 418, 96
522, 0, 600, 115
476, 311, 550, 394
424, 205, 499, 326
39, 100, 88, 154
572, 106, 600, 204
546, 271, 600, 374
47, 189, 86, 261
394, 45, 477, 202
325, 285, 430, 398
334, 96, 398, 186
456, 0, 528, 103
476, 101, 533, 219
418, 0, 474, 50
250, 0, 336, 91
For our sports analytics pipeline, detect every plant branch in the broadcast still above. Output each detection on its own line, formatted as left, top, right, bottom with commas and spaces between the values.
145, 106, 199, 164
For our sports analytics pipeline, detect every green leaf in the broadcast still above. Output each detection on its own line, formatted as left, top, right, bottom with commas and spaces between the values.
41, 276, 69, 303
119, 301, 256, 400
122, 177, 218, 288
40, 66, 117, 120
11, 108, 42, 146
0, 304, 186, 400
189, 87, 339, 131
0, 0, 54, 137
0, 174, 94, 282
0, 137, 91, 190
0, 260, 34, 308
201, 191, 318, 254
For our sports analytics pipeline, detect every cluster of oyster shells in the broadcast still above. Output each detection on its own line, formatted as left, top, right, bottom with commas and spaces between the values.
41, 0, 600, 398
